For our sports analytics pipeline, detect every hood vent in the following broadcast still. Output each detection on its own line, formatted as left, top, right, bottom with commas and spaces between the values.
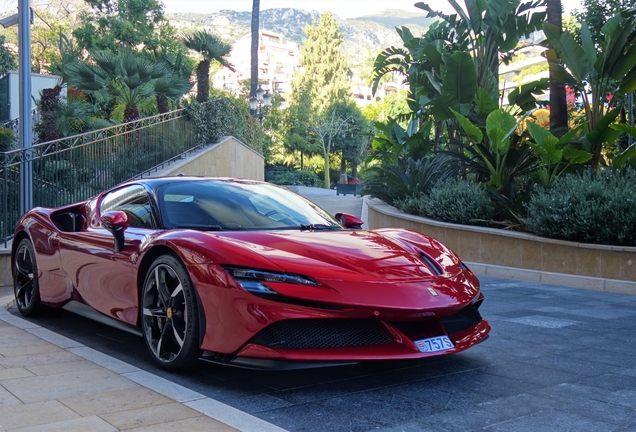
419, 252, 443, 276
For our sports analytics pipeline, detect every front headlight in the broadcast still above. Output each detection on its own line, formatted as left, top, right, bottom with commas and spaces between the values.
223, 266, 317, 296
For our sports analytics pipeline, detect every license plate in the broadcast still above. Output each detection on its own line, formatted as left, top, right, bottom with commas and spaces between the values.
415, 336, 454, 353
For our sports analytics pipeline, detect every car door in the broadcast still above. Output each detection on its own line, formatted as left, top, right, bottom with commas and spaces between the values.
57, 184, 157, 325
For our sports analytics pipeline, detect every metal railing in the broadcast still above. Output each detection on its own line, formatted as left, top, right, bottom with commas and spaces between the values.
1, 108, 199, 246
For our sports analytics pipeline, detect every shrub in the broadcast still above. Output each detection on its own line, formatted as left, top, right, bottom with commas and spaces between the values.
0, 127, 15, 152
394, 194, 427, 216
424, 180, 494, 225
362, 155, 455, 205
269, 170, 323, 188
524, 171, 636, 245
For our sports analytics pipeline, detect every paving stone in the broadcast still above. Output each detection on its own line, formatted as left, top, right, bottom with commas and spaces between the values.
484, 409, 622, 432
59, 387, 173, 416
1, 368, 138, 403
0, 385, 22, 408
120, 415, 238, 432
99, 402, 200, 430
0, 367, 35, 381
0, 400, 80, 430
9, 415, 117, 432
25, 359, 101, 376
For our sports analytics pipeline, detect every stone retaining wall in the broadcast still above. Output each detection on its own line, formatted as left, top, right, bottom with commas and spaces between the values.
367, 198, 636, 295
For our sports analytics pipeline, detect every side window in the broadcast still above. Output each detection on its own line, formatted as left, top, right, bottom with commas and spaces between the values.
99, 185, 154, 229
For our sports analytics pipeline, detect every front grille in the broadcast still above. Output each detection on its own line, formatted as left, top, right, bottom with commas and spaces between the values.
440, 305, 483, 335
249, 319, 393, 349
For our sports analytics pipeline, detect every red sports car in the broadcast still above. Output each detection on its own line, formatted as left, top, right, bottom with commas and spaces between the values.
12, 177, 489, 370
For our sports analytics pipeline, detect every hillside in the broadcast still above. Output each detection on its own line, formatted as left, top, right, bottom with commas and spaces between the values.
167, 8, 432, 65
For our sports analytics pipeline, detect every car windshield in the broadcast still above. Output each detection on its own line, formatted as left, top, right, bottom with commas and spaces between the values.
157, 180, 342, 231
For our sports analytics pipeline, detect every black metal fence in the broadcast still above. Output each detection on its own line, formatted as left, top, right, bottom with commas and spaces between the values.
0, 108, 199, 246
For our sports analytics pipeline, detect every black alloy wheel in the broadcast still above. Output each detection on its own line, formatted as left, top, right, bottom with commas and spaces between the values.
141, 254, 200, 371
13, 238, 43, 316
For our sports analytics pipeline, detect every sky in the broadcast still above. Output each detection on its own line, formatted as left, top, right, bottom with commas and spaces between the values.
160, 0, 585, 18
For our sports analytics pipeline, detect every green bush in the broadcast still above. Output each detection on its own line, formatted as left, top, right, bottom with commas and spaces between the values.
185, 97, 263, 153
394, 180, 494, 225
270, 170, 323, 188
362, 155, 455, 205
524, 171, 636, 245
0, 127, 15, 152
425, 180, 494, 225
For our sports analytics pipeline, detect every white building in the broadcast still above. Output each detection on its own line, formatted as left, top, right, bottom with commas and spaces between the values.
213, 29, 300, 98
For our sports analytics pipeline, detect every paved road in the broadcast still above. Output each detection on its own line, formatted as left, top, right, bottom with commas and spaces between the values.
7, 192, 636, 431
10, 277, 636, 431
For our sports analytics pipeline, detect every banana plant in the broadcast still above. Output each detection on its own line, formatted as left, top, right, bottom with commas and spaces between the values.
526, 122, 592, 185
543, 11, 636, 170
367, 118, 433, 165
452, 108, 530, 190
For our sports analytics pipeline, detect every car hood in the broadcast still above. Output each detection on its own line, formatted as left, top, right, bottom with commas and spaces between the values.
214, 229, 453, 283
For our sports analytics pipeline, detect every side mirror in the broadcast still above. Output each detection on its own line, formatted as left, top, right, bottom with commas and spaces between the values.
101, 211, 129, 253
335, 212, 364, 229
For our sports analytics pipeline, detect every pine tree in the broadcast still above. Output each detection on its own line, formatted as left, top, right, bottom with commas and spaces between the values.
299, 12, 350, 111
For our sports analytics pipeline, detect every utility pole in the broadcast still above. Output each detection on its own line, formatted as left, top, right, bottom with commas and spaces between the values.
18, 0, 32, 214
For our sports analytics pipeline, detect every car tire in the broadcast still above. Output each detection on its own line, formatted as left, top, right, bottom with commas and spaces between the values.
13, 238, 43, 317
141, 254, 201, 371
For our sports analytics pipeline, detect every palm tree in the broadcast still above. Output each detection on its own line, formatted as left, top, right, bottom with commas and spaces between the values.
40, 33, 82, 142
547, 0, 569, 134
182, 31, 235, 103
251, 0, 260, 98
153, 51, 194, 114
67, 49, 170, 123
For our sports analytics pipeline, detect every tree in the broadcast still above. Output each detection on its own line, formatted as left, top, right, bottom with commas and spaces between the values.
310, 102, 354, 188
547, 0, 569, 134
183, 31, 234, 103
152, 51, 194, 113
250, 0, 259, 98
330, 100, 371, 180
574, 0, 636, 47
0, 35, 17, 76
299, 12, 351, 110
38, 33, 83, 142
67, 49, 171, 123
543, 10, 636, 170
283, 80, 319, 169
73, 0, 180, 55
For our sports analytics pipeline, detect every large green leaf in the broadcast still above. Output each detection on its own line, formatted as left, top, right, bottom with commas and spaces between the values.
451, 108, 483, 142
618, 66, 636, 93
543, 23, 591, 83
527, 121, 552, 147
580, 23, 597, 70
507, 78, 550, 111
585, 108, 621, 146
486, 109, 516, 155
475, 88, 498, 118
600, 15, 634, 77
563, 148, 593, 164
543, 49, 577, 86
557, 123, 587, 145
440, 51, 477, 105
465, 0, 485, 33
610, 123, 636, 137
612, 143, 636, 169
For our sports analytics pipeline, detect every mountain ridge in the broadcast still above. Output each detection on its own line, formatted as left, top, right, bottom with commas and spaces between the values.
167, 8, 433, 64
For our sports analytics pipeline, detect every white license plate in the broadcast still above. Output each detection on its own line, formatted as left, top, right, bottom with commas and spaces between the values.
415, 336, 454, 353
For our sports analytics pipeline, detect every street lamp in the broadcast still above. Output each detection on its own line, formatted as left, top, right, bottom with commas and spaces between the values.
250, 86, 272, 124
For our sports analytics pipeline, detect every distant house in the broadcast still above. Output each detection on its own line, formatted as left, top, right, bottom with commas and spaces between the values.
0, 71, 65, 124
212, 29, 300, 101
